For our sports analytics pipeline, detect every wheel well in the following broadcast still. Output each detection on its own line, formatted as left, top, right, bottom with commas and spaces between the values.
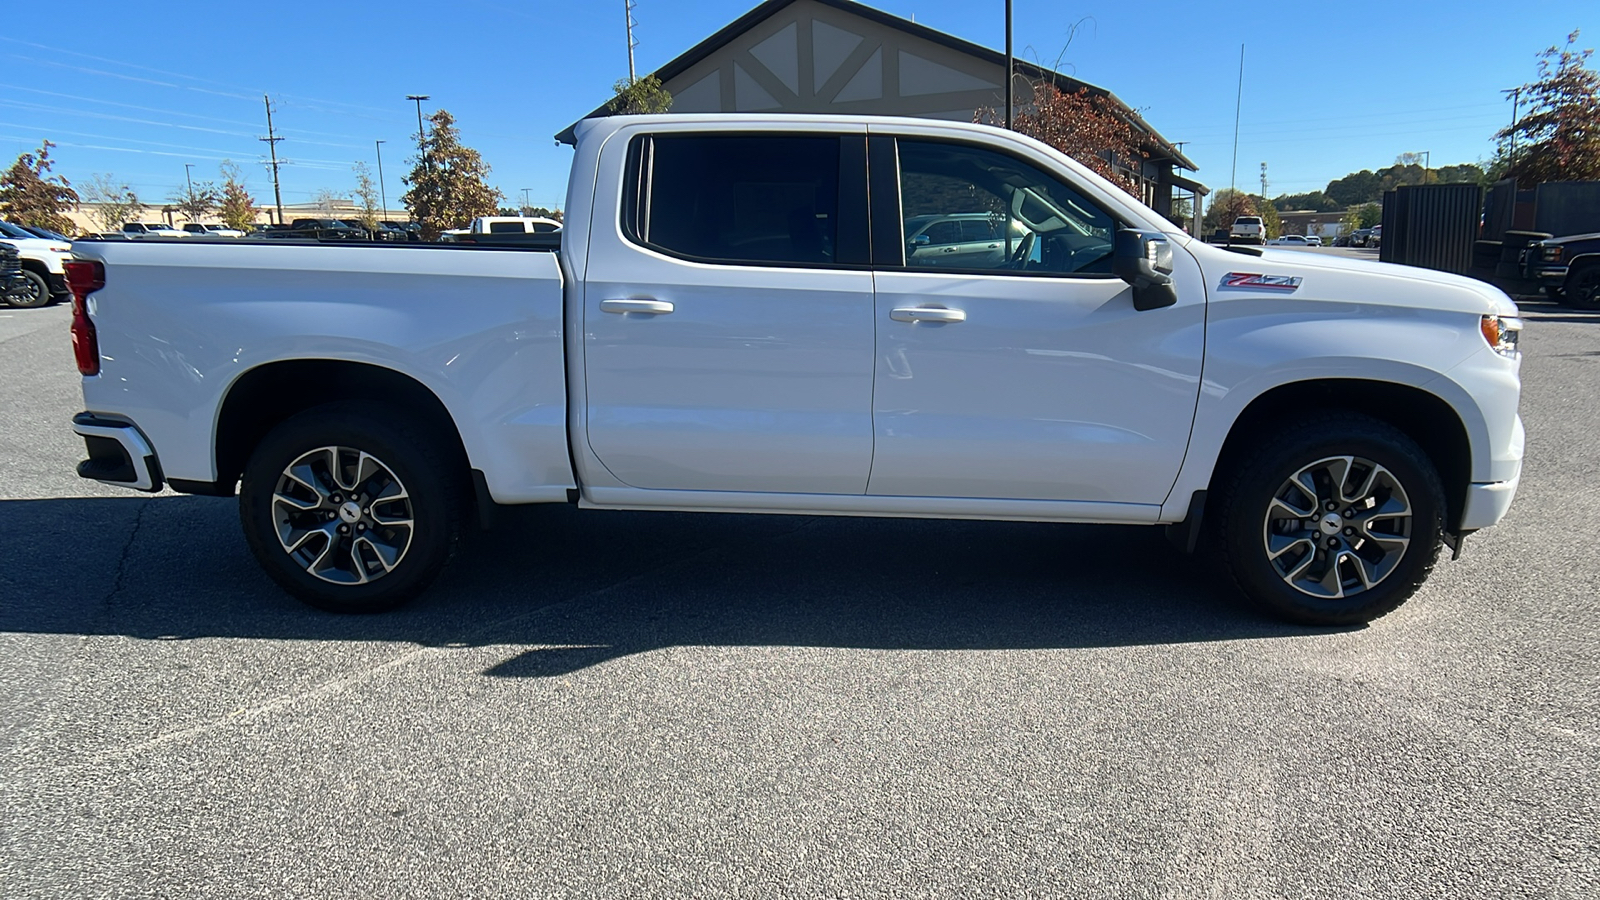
213, 360, 471, 494
1565, 254, 1600, 278
18, 259, 49, 277
1211, 379, 1472, 531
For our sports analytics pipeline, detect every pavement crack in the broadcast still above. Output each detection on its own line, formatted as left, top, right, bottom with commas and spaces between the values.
98, 498, 152, 619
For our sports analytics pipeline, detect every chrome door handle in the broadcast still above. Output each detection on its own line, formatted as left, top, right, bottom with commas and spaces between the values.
890, 307, 966, 324
599, 298, 675, 315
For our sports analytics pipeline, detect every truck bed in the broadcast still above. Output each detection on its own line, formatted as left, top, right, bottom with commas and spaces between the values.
70, 239, 574, 505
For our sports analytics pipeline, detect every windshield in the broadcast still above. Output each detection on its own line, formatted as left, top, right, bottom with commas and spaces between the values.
0, 222, 34, 238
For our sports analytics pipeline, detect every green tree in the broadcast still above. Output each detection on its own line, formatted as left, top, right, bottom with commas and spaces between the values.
1250, 195, 1282, 238
352, 161, 380, 230
1203, 188, 1256, 233
607, 75, 673, 115
217, 161, 257, 232
170, 176, 220, 224
1325, 170, 1382, 206
1274, 191, 1340, 212
1435, 163, 1487, 185
79, 173, 144, 233
1497, 31, 1600, 184
0, 141, 79, 233
400, 109, 502, 240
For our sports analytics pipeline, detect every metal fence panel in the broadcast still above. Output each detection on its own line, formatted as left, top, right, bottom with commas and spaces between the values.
1378, 183, 1483, 274
1533, 181, 1600, 237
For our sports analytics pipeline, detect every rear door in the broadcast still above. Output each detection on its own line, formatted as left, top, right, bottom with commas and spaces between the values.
581, 126, 876, 495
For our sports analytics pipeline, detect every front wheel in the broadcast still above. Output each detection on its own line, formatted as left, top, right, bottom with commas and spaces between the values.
1212, 414, 1445, 626
1564, 263, 1600, 310
239, 403, 464, 613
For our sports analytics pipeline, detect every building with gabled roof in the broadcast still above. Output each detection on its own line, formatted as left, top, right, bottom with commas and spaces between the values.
558, 0, 1205, 220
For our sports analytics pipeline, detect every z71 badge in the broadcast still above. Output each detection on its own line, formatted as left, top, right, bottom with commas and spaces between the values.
1221, 273, 1303, 291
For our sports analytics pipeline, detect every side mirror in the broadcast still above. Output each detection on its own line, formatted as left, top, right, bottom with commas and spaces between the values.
909, 234, 931, 247
1113, 229, 1178, 311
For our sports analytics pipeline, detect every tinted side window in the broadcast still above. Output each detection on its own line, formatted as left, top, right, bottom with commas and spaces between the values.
488, 221, 523, 233
897, 140, 1118, 276
631, 134, 841, 266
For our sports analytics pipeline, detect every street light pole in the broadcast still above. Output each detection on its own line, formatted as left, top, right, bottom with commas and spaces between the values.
375, 140, 388, 222
183, 163, 195, 220
407, 95, 431, 173
1004, 0, 1013, 130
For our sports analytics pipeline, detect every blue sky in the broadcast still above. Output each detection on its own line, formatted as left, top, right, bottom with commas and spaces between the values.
2, 1, 1594, 213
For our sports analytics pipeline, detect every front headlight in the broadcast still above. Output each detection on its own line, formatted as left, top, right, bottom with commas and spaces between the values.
1543, 246, 1564, 261
1481, 315, 1522, 357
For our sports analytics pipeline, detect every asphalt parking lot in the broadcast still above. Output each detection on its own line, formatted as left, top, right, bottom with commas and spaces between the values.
2, 296, 1597, 898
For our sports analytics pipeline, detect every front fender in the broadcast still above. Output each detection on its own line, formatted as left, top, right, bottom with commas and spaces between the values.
1162, 299, 1509, 520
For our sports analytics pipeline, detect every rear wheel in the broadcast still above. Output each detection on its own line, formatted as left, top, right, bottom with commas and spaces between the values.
239, 403, 464, 613
1212, 414, 1445, 625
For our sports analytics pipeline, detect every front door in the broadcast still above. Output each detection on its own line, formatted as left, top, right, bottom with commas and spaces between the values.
866, 135, 1205, 505
582, 129, 876, 495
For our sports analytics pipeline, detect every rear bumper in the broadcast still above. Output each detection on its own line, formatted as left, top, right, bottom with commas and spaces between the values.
72, 412, 164, 492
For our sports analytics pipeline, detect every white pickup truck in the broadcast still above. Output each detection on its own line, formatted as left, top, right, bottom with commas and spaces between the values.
64, 114, 1524, 625
440, 216, 562, 242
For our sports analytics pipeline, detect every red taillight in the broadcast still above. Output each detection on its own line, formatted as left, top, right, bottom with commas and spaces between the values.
64, 259, 105, 376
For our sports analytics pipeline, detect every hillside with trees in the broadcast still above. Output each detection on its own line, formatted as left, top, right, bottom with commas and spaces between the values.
1273, 157, 1486, 212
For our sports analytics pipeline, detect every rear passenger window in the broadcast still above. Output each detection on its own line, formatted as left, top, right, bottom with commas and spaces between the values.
625, 134, 842, 267
488, 221, 523, 233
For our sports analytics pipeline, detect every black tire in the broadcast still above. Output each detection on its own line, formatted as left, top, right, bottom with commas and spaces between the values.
1211, 413, 1445, 626
1563, 263, 1600, 311
9, 270, 51, 308
239, 402, 465, 613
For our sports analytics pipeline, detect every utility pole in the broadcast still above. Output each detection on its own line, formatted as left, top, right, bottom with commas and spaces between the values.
183, 163, 195, 219
1502, 86, 1521, 168
1004, 0, 1013, 130
407, 95, 431, 173
259, 94, 285, 225
1259, 161, 1268, 201
375, 140, 388, 222
1421, 150, 1430, 184
625, 0, 638, 83
521, 188, 532, 214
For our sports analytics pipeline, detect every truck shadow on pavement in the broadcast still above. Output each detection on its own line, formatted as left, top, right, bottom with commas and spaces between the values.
0, 495, 1328, 677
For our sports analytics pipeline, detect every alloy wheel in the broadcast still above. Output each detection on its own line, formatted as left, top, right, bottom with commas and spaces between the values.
272, 445, 414, 585
1261, 455, 1412, 599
